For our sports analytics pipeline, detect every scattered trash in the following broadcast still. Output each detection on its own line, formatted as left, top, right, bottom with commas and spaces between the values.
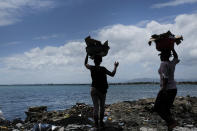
85, 124, 92, 128
64, 113, 70, 118
32, 123, 61, 131
185, 124, 194, 128
16, 123, 23, 128
33, 123, 52, 131
0, 126, 8, 130
57, 127, 64, 131
105, 111, 110, 116
108, 117, 112, 121
103, 116, 108, 122
118, 122, 124, 126
88, 117, 94, 122
52, 125, 59, 130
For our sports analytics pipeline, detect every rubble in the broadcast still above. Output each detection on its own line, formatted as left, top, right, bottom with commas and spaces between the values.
0, 96, 196, 131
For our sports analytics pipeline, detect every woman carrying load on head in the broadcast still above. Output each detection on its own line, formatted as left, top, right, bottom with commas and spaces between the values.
84, 54, 119, 129
154, 48, 179, 131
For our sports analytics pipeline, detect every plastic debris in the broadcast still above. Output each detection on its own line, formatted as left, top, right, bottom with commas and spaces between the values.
16, 123, 23, 128
33, 123, 52, 131
118, 122, 124, 126
103, 116, 108, 122
0, 126, 8, 130
108, 117, 112, 121
88, 117, 94, 122
64, 114, 70, 118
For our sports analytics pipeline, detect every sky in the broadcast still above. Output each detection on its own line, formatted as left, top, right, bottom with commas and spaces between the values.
0, 0, 197, 84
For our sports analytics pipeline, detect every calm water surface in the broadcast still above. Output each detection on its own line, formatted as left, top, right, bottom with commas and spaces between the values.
0, 84, 196, 120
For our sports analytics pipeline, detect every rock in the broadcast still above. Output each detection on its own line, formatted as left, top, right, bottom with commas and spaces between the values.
58, 127, 64, 131
12, 129, 20, 131
64, 124, 93, 131
140, 127, 157, 131
1, 96, 197, 131
16, 123, 23, 128
25, 111, 47, 122
25, 106, 48, 123
32, 123, 52, 131
174, 127, 197, 131
0, 118, 11, 126
185, 124, 194, 128
65, 124, 82, 130
28, 106, 47, 112
0, 126, 8, 131
49, 116, 92, 126
12, 118, 24, 125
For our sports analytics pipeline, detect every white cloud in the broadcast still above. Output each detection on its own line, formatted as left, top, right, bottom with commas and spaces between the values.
2, 41, 85, 70
136, 20, 150, 27
152, 0, 197, 8
0, 13, 197, 84
0, 0, 55, 26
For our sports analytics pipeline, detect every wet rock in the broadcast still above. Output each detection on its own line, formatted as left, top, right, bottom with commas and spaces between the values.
12, 118, 24, 125
28, 106, 47, 112
0, 118, 11, 126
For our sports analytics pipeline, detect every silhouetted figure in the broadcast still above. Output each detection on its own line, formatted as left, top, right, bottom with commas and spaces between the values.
84, 54, 119, 129
154, 48, 179, 131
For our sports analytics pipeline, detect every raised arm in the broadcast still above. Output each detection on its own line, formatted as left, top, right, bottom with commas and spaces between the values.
172, 48, 178, 59
106, 62, 119, 77
84, 54, 91, 69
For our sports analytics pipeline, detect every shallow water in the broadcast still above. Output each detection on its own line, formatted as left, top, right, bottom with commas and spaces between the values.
0, 84, 196, 120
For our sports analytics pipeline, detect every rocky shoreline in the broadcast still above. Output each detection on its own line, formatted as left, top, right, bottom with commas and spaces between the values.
0, 96, 196, 131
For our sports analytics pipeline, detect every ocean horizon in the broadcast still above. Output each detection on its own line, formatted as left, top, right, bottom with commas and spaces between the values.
0, 84, 197, 120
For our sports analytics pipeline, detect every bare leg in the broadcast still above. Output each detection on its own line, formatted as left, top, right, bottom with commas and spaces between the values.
99, 93, 106, 128
91, 88, 99, 128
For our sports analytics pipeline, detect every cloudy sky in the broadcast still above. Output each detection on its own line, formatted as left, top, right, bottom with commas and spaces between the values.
0, 0, 197, 84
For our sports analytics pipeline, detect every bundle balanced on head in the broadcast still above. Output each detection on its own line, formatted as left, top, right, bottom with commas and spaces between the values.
149, 31, 183, 131
84, 36, 119, 130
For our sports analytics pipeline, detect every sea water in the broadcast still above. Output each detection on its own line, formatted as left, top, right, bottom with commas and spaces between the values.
0, 84, 196, 120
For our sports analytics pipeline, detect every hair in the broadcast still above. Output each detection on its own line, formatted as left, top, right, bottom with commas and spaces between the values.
94, 55, 102, 66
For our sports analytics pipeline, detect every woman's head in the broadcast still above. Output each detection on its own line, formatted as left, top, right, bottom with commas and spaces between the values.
94, 55, 102, 66
159, 49, 171, 61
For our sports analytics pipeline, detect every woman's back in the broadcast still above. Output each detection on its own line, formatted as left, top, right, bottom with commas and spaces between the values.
90, 66, 108, 93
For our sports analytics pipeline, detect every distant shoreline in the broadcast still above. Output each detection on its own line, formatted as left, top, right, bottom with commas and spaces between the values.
0, 81, 197, 86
